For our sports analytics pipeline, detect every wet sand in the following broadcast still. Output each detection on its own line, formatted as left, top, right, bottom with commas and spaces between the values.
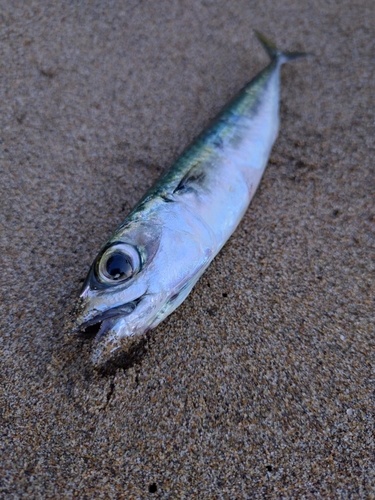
1, 1, 374, 497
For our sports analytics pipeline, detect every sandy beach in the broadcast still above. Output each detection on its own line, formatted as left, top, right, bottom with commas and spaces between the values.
1, 1, 374, 497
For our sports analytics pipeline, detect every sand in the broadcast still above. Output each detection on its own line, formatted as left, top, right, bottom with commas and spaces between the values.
1, 0, 374, 498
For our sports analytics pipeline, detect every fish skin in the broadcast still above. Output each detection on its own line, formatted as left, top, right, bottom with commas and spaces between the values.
72, 32, 306, 369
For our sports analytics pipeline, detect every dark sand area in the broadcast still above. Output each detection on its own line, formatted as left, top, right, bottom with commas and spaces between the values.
1, 1, 374, 498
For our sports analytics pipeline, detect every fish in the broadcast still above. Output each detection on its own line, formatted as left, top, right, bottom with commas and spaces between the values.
71, 31, 307, 370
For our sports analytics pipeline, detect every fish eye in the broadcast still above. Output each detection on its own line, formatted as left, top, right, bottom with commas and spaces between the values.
97, 243, 140, 284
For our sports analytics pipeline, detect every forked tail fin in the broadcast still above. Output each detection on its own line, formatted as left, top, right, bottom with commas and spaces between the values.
254, 30, 309, 64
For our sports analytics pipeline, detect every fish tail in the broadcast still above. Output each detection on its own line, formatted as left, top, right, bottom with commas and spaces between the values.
254, 30, 309, 64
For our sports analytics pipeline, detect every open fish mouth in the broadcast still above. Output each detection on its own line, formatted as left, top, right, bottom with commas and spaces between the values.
76, 301, 138, 339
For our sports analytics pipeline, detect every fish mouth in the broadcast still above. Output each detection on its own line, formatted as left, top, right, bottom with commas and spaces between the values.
76, 301, 139, 340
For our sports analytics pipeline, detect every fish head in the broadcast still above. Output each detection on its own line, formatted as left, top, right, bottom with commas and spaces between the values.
72, 217, 164, 368
71, 208, 213, 369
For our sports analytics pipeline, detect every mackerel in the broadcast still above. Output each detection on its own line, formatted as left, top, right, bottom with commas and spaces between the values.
71, 32, 306, 369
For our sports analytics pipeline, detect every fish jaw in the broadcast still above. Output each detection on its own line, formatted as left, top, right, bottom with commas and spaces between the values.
89, 292, 165, 369
89, 267, 206, 369
71, 279, 149, 334
73, 287, 167, 369
88, 270, 205, 369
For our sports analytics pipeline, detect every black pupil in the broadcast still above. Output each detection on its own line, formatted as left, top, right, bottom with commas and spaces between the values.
105, 252, 132, 280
